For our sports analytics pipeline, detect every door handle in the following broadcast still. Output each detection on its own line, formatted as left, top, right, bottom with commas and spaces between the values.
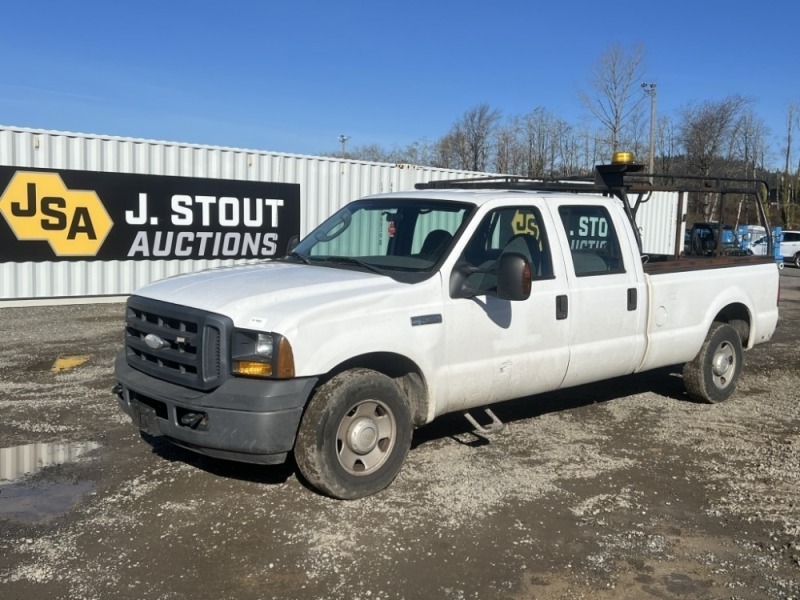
627, 287, 637, 311
556, 295, 568, 320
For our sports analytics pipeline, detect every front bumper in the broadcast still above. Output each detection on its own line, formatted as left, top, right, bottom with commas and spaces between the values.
114, 352, 317, 465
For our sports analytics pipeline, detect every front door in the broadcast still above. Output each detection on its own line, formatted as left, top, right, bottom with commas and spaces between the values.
442, 204, 571, 411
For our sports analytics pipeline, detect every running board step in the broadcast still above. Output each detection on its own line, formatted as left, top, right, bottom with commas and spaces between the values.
464, 408, 505, 435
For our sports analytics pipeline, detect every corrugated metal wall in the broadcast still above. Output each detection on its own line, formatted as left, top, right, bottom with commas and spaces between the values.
634, 191, 687, 256
0, 126, 485, 302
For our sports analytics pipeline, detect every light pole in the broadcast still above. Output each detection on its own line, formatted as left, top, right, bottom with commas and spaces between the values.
641, 82, 656, 182
338, 134, 351, 158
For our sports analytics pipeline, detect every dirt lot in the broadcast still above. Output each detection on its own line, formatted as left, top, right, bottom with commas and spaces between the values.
1, 270, 798, 600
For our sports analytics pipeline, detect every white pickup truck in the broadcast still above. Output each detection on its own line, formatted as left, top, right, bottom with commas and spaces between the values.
114, 157, 780, 499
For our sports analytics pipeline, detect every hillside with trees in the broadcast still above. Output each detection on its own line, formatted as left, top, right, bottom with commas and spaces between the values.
324, 44, 799, 229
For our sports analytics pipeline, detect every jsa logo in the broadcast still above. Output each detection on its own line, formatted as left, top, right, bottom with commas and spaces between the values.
0, 172, 113, 256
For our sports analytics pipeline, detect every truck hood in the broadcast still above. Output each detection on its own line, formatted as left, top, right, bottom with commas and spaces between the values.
133, 261, 409, 326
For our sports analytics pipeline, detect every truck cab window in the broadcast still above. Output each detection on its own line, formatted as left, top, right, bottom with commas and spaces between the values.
558, 205, 625, 276
459, 206, 553, 294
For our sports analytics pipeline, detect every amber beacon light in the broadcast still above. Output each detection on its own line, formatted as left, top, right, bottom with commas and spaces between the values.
611, 151, 635, 165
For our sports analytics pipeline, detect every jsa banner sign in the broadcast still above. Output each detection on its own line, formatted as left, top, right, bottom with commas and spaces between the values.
0, 167, 300, 262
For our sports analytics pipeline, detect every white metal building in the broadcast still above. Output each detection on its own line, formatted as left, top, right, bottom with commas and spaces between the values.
0, 126, 488, 304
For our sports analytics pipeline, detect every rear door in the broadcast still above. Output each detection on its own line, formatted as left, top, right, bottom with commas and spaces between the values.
550, 201, 647, 388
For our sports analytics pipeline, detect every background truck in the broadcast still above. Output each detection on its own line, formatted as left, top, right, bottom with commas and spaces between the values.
114, 155, 780, 499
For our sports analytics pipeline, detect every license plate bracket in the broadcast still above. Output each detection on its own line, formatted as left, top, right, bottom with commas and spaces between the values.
132, 401, 159, 434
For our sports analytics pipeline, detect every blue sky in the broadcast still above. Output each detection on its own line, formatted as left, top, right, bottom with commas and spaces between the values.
1, 0, 797, 165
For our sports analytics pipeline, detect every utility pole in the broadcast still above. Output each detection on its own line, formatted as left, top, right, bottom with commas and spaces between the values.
641, 82, 656, 183
338, 134, 351, 159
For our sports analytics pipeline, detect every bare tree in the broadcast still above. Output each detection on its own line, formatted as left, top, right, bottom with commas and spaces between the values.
626, 102, 649, 163
580, 43, 648, 154
680, 95, 752, 176
574, 123, 604, 174
556, 121, 580, 176
655, 114, 678, 175
431, 104, 501, 172
348, 144, 390, 163
553, 119, 583, 177
431, 129, 466, 170
523, 108, 552, 178
492, 110, 587, 178
679, 94, 752, 219
460, 104, 502, 172
494, 117, 523, 175
389, 139, 434, 165
731, 111, 769, 173
784, 101, 798, 176
781, 101, 800, 226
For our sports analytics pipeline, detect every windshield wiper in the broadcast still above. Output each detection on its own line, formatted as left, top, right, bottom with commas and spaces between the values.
317, 256, 385, 275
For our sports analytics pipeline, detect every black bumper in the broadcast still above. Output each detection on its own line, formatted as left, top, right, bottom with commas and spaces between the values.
114, 352, 317, 465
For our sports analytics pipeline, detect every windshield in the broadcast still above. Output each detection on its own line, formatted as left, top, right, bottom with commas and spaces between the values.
287, 199, 474, 283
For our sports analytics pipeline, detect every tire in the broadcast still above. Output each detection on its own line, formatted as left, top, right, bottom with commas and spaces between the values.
294, 369, 412, 499
683, 323, 743, 403
793, 252, 800, 269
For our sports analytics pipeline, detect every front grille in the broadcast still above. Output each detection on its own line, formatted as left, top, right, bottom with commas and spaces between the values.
125, 296, 232, 390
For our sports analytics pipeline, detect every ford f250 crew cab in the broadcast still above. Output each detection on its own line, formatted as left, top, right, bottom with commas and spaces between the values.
114, 156, 780, 499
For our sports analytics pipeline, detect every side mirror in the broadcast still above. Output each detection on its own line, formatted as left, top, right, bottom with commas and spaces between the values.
496, 252, 531, 301
286, 235, 300, 254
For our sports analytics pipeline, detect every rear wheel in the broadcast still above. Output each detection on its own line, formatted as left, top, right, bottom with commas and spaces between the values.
295, 369, 412, 499
793, 252, 800, 268
683, 323, 743, 403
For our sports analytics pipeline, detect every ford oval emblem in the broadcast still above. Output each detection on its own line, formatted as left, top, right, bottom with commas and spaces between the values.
144, 333, 169, 350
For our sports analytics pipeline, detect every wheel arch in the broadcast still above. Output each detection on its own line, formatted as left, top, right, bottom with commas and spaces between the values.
316, 353, 430, 426
712, 302, 752, 348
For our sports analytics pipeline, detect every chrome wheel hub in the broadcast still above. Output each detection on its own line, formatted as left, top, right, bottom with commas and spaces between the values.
347, 418, 379, 455
711, 342, 735, 388
336, 399, 396, 476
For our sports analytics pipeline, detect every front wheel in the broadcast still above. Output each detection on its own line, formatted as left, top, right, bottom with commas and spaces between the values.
683, 323, 743, 403
294, 369, 413, 499
793, 252, 800, 269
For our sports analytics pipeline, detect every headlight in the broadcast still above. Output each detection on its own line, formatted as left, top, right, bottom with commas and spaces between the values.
255, 334, 273, 358
231, 330, 295, 379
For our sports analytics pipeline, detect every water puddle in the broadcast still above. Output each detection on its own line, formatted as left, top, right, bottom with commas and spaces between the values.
0, 441, 100, 523
0, 480, 96, 523
1, 441, 100, 484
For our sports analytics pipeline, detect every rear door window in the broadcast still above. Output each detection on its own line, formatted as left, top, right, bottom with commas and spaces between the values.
557, 205, 625, 276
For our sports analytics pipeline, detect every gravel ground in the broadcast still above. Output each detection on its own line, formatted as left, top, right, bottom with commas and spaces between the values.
0, 269, 798, 600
